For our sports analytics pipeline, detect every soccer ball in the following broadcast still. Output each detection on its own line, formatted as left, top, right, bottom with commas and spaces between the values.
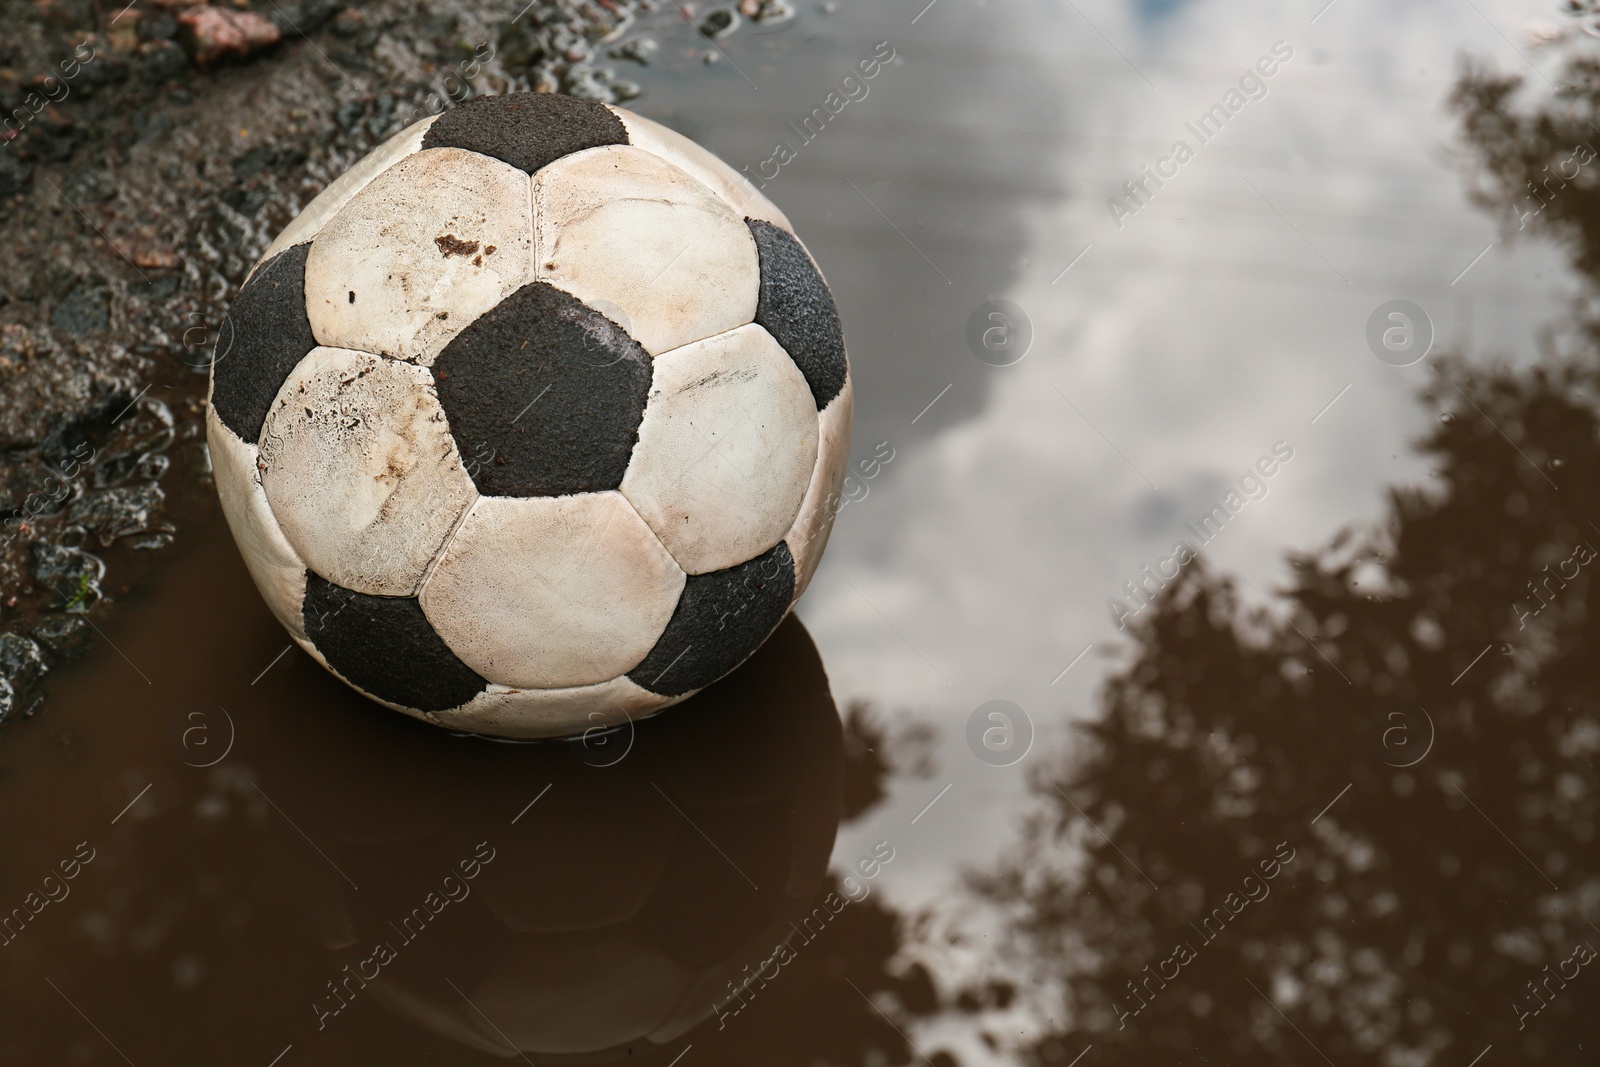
208, 93, 852, 738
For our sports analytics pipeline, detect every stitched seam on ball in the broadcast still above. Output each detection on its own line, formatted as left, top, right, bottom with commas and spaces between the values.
785, 375, 852, 601
646, 319, 758, 364
610, 111, 766, 221
415, 492, 483, 601
612, 489, 687, 677
255, 344, 387, 571
531, 167, 549, 284
210, 407, 312, 636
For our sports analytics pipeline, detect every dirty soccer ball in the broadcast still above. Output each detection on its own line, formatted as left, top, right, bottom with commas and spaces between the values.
207, 93, 852, 737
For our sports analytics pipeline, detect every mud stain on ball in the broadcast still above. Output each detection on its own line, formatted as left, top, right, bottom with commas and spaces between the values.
434, 233, 481, 258
261, 348, 477, 596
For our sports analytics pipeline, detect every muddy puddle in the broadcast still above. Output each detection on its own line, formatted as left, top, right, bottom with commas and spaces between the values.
0, 487, 897, 1064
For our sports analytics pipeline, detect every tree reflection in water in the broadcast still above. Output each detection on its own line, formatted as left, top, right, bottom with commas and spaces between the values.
964, 30, 1600, 1067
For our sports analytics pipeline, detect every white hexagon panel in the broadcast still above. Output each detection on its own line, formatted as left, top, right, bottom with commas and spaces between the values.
620, 323, 817, 575
532, 144, 759, 357
304, 147, 535, 364
420, 492, 686, 690
258, 345, 477, 598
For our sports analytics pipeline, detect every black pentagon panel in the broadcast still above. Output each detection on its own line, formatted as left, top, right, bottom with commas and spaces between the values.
302, 572, 487, 714
210, 243, 318, 443
746, 218, 847, 410
432, 282, 652, 497
420, 92, 629, 174
629, 542, 796, 697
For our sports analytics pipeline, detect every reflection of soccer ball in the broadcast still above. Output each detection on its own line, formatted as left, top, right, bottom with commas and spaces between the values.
208, 93, 852, 737
261, 616, 843, 1058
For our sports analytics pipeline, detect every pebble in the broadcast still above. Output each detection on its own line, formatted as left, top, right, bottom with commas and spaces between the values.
263, 0, 344, 36
698, 8, 739, 38
131, 532, 175, 550
0, 633, 49, 691
138, 11, 179, 42
142, 40, 191, 81
609, 37, 658, 65
29, 542, 106, 606
50, 283, 110, 337
0, 154, 33, 198
176, 6, 282, 68
63, 169, 117, 204
29, 614, 94, 660
753, 0, 795, 22
67, 484, 166, 545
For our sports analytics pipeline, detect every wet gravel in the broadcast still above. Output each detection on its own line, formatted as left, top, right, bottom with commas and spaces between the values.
0, 0, 794, 723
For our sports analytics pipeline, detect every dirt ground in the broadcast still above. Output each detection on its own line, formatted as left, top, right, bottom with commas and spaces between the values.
0, 0, 755, 720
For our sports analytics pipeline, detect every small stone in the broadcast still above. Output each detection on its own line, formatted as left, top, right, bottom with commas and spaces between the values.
129, 235, 182, 270
330, 8, 364, 37
1, 459, 73, 520
30, 542, 106, 607
265, 0, 344, 36
30, 614, 94, 660
51, 283, 110, 336
39, 0, 95, 30
140, 38, 192, 81
698, 7, 739, 38
176, 6, 282, 68
63, 169, 118, 205
138, 10, 179, 40
0, 633, 49, 690
185, 442, 213, 477
231, 142, 306, 179
0, 677, 14, 723
93, 447, 148, 487
0, 325, 34, 368
32, 265, 81, 303
135, 109, 176, 142
609, 37, 657, 65
67, 484, 166, 545
136, 394, 176, 427
137, 453, 171, 482
0, 152, 33, 198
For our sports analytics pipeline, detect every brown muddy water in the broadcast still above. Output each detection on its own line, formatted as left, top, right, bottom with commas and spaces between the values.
0, 492, 867, 1064
5, 0, 1600, 1065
